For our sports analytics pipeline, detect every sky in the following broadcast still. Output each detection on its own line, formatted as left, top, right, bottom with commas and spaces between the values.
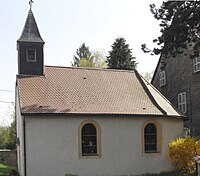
0, 0, 162, 125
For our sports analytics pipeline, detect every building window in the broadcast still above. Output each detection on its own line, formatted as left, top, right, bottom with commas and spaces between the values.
144, 123, 157, 153
178, 92, 187, 113
82, 123, 97, 156
26, 49, 36, 62
78, 120, 101, 159
194, 56, 200, 73
142, 121, 162, 155
159, 71, 166, 87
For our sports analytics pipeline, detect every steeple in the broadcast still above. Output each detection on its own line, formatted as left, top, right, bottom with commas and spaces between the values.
17, 7, 45, 75
18, 9, 44, 43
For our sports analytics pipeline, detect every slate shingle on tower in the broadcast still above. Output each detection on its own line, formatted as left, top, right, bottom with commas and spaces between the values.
17, 9, 45, 75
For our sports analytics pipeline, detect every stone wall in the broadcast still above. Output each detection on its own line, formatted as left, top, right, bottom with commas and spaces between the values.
152, 52, 200, 136
0, 150, 17, 166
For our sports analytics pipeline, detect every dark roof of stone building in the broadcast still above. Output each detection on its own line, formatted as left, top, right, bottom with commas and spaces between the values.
16, 66, 185, 119
17, 9, 44, 43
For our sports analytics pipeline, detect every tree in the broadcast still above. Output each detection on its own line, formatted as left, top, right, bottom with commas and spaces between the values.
72, 43, 92, 67
0, 110, 16, 150
79, 58, 95, 68
91, 50, 107, 68
107, 37, 137, 70
169, 136, 200, 174
142, 1, 200, 58
72, 43, 107, 68
143, 71, 154, 82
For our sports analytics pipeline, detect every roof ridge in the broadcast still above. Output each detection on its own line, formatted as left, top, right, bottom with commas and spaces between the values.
44, 65, 136, 73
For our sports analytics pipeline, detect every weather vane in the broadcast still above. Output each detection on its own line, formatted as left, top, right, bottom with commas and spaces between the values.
29, 0, 34, 9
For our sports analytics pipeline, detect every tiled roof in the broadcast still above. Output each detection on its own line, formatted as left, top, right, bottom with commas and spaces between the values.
16, 66, 184, 118
17, 9, 44, 43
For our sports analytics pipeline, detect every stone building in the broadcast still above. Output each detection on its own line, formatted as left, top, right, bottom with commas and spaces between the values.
152, 51, 200, 136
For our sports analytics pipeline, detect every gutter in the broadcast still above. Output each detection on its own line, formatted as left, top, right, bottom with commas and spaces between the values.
23, 117, 27, 176
21, 112, 186, 120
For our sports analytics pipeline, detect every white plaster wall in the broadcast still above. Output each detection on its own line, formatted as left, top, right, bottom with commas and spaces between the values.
25, 116, 183, 176
16, 89, 25, 176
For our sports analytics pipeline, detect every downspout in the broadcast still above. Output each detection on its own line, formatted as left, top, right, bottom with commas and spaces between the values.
23, 117, 27, 176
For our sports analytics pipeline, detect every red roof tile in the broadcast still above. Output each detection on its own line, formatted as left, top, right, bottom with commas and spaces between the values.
16, 66, 184, 118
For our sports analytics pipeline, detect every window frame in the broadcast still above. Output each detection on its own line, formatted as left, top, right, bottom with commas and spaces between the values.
159, 71, 166, 87
178, 92, 187, 113
78, 120, 102, 159
26, 49, 36, 62
81, 123, 98, 156
194, 56, 200, 73
144, 123, 157, 153
142, 121, 162, 155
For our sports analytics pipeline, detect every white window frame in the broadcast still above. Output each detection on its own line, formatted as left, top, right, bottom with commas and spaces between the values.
159, 71, 166, 87
178, 92, 187, 113
26, 49, 36, 62
194, 56, 200, 73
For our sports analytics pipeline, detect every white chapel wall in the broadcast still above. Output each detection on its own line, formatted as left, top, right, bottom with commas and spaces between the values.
25, 116, 183, 176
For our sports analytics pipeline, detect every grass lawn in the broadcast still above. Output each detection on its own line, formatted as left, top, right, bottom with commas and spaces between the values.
0, 164, 16, 176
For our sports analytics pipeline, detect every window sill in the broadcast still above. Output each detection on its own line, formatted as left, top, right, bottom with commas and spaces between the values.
145, 151, 159, 153
82, 153, 98, 156
79, 154, 101, 159
160, 84, 167, 87
27, 60, 36, 63
194, 70, 200, 73
143, 151, 161, 156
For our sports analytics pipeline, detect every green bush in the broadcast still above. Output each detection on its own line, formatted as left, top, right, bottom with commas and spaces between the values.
0, 164, 17, 176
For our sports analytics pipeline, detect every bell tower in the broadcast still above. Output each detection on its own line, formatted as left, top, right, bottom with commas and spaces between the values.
17, 5, 45, 75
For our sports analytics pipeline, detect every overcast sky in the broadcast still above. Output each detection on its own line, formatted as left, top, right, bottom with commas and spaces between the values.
0, 0, 162, 125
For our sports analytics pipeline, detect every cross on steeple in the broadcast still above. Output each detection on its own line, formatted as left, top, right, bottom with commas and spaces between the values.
29, 0, 34, 9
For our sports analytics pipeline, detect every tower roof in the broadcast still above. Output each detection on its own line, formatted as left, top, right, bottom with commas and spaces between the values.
18, 9, 44, 43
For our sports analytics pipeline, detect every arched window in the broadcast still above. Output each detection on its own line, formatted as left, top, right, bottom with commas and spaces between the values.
81, 123, 97, 156
144, 123, 157, 153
